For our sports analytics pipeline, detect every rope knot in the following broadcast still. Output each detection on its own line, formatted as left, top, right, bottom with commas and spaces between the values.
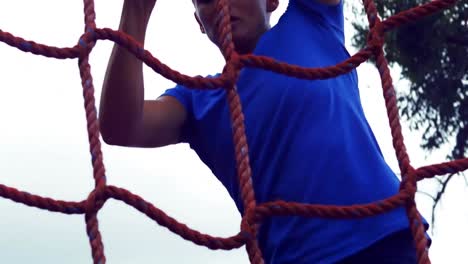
366, 20, 385, 53
222, 53, 242, 89
85, 185, 108, 215
240, 207, 258, 242
399, 166, 418, 196
77, 28, 96, 57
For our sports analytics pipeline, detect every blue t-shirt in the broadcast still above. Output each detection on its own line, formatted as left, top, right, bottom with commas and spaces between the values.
162, 1, 425, 263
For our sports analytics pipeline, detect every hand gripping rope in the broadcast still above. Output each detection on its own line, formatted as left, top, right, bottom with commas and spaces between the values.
0, 0, 467, 263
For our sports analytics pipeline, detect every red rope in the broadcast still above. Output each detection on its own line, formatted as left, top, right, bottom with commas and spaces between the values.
0, 0, 466, 263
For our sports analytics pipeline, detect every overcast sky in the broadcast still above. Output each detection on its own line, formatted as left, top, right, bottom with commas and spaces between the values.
0, 1, 466, 263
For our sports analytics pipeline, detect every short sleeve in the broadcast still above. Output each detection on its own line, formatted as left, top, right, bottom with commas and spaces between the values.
160, 84, 193, 143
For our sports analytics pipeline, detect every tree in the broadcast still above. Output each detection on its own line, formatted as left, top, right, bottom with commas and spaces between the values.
349, 0, 467, 228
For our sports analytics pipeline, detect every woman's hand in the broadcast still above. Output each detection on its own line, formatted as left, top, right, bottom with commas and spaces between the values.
123, 0, 157, 24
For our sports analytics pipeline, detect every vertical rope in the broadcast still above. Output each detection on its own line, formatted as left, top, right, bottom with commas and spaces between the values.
213, 0, 263, 262
363, 0, 430, 262
81, 0, 106, 262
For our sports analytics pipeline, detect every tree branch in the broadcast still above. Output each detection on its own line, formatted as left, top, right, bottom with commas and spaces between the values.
430, 173, 457, 232
417, 190, 436, 201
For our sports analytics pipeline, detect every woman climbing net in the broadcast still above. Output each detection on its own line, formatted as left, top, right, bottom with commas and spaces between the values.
0, 0, 467, 263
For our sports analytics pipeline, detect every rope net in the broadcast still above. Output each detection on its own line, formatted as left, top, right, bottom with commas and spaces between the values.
0, 0, 466, 263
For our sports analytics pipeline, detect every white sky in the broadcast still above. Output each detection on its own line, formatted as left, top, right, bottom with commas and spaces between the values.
0, 1, 466, 263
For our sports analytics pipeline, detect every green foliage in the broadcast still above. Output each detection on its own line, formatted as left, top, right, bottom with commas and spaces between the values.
350, 0, 468, 160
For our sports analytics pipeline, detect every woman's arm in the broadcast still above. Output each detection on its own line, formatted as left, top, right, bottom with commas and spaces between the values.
99, 0, 187, 148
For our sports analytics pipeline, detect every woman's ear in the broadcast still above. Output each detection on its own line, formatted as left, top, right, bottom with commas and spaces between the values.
194, 12, 206, 34
267, 0, 279, 13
